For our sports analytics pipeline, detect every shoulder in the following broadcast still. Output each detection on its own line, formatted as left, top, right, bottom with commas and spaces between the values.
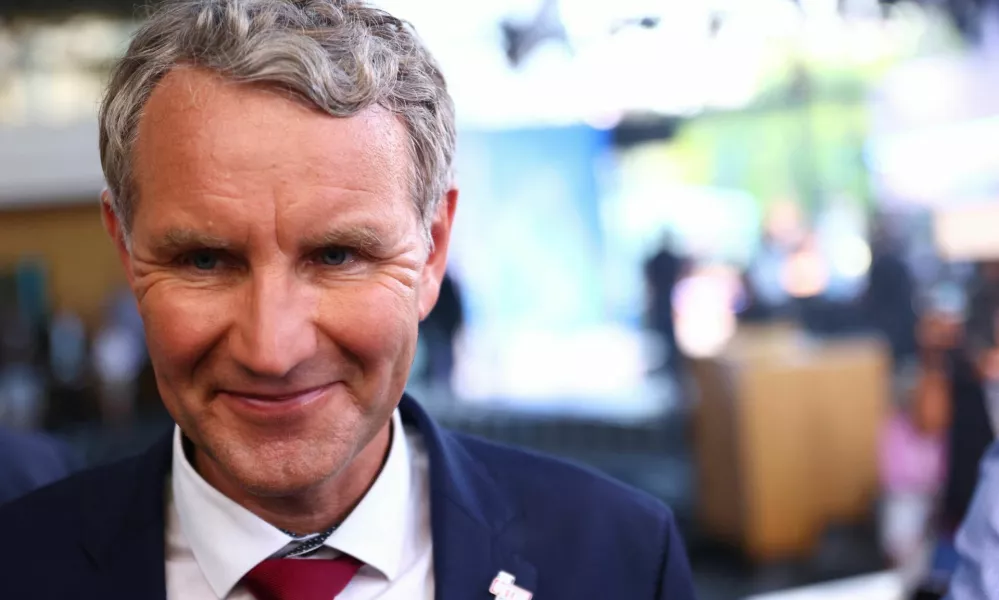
0, 427, 78, 470
447, 430, 679, 537
441, 431, 694, 596
0, 449, 145, 533
0, 451, 160, 598
0, 427, 80, 505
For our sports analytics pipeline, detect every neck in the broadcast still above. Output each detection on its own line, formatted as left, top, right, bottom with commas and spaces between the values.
192, 421, 393, 534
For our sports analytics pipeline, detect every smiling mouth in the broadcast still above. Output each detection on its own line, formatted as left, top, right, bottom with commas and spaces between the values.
216, 383, 337, 416
218, 384, 333, 402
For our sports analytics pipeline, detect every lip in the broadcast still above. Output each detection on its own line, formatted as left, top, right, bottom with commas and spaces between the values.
217, 383, 336, 421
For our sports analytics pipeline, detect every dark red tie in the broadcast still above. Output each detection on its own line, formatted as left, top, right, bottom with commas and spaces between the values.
243, 556, 362, 600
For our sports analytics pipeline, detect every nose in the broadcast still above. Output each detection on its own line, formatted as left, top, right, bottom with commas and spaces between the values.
229, 269, 318, 378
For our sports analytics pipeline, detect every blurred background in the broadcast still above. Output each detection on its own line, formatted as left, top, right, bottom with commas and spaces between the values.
5, 0, 999, 597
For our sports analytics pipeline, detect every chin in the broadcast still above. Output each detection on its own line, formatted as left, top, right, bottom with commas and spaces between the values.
212, 435, 349, 498
238, 471, 334, 499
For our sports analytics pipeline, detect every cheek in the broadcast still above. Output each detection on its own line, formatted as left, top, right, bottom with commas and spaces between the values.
318, 282, 419, 369
139, 287, 230, 380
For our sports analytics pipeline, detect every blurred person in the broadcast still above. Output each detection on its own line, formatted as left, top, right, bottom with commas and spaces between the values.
965, 262, 999, 358
878, 361, 947, 589
0, 2, 696, 600
417, 270, 464, 393
914, 309, 998, 599
917, 311, 964, 360
92, 320, 145, 426
93, 286, 148, 425
942, 347, 998, 531
864, 226, 919, 368
48, 310, 88, 390
0, 426, 79, 506
735, 270, 772, 323
0, 305, 45, 430
935, 271, 999, 540
46, 310, 91, 427
781, 233, 830, 300
748, 230, 793, 316
644, 232, 685, 373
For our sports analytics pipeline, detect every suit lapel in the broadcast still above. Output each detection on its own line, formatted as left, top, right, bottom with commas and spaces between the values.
400, 396, 538, 600
79, 431, 173, 600
74, 398, 534, 600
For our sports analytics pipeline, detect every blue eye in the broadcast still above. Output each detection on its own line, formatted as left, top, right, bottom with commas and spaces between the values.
188, 251, 219, 271
319, 248, 350, 266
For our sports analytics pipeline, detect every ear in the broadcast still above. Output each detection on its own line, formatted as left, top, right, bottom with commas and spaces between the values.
101, 190, 135, 285
417, 186, 458, 320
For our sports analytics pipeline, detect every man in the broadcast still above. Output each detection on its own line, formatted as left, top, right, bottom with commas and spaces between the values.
864, 226, 918, 368
0, 427, 78, 506
0, 1, 696, 599
643, 233, 684, 374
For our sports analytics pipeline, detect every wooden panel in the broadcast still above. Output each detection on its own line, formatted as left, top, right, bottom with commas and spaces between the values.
737, 361, 822, 561
807, 341, 889, 523
692, 326, 890, 563
691, 359, 744, 544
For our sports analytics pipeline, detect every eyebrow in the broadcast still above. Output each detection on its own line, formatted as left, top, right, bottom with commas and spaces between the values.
153, 229, 234, 253
300, 226, 387, 253
150, 225, 388, 255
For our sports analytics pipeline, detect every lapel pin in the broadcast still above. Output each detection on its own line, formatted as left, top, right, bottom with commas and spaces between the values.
489, 571, 533, 600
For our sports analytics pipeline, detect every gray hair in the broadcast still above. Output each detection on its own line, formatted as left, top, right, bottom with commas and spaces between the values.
99, 0, 456, 247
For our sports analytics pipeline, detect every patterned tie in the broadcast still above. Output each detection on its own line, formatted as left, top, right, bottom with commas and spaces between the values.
243, 556, 362, 600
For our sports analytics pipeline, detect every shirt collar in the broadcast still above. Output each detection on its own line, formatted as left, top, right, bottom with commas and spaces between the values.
171, 409, 411, 598
324, 409, 411, 580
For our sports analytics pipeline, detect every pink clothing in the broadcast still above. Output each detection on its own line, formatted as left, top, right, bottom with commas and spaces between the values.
879, 412, 946, 495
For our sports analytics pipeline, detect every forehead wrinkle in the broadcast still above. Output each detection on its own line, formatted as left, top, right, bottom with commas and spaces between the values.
134, 69, 416, 252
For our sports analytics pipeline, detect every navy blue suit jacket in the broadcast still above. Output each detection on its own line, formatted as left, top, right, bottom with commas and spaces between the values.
0, 426, 78, 507
0, 395, 696, 599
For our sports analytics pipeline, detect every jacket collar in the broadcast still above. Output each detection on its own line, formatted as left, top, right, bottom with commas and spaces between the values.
79, 430, 172, 599
399, 394, 537, 600
78, 394, 536, 600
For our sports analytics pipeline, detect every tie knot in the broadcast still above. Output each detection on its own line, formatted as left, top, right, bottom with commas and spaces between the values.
243, 556, 362, 600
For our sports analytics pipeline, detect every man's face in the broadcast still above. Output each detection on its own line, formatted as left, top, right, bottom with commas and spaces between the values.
105, 67, 454, 498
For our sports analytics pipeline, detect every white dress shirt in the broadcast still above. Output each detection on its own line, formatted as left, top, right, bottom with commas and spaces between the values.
165, 410, 434, 600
